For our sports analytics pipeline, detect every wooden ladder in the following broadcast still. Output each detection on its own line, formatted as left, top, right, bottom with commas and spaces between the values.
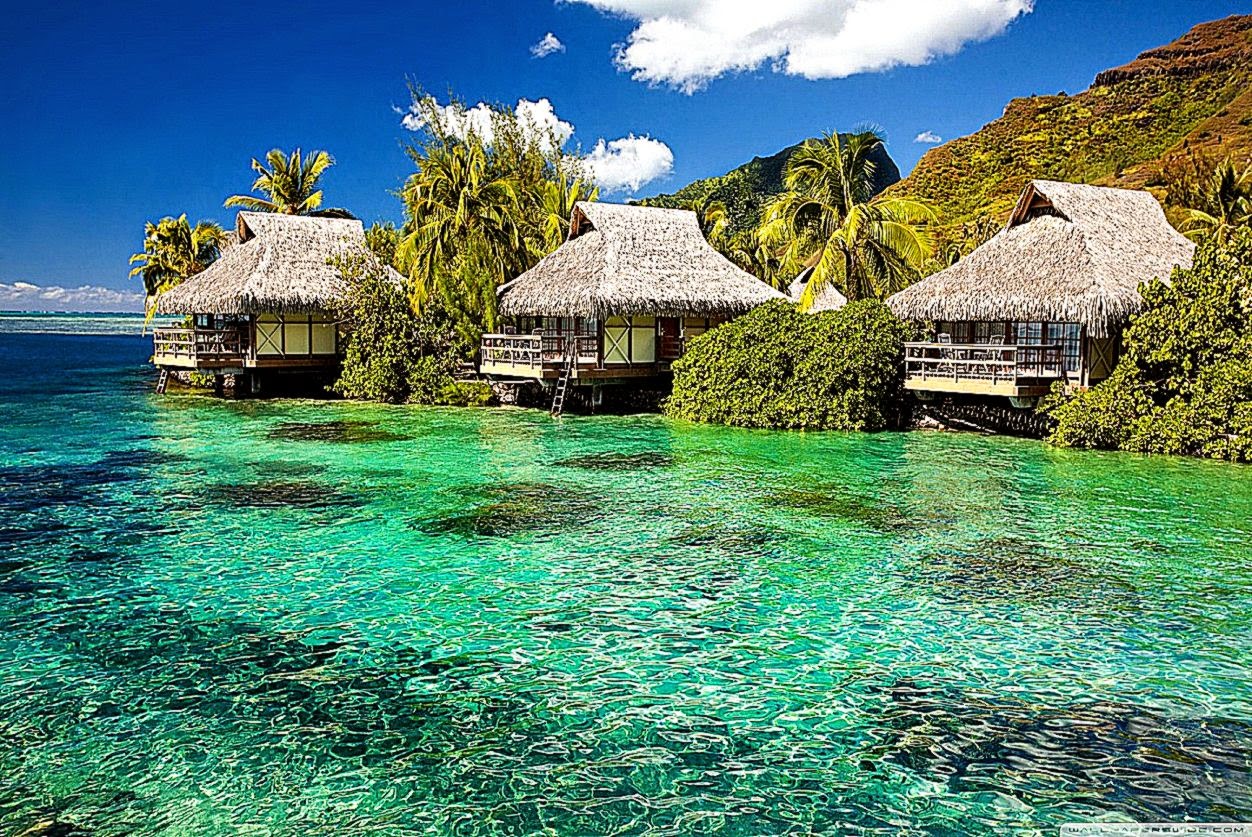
550, 341, 577, 417
155, 369, 169, 394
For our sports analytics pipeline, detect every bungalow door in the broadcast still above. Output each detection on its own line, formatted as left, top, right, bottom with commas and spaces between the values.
658, 317, 682, 360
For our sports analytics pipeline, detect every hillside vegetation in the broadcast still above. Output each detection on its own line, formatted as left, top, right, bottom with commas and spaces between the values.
640, 137, 900, 235
890, 14, 1252, 246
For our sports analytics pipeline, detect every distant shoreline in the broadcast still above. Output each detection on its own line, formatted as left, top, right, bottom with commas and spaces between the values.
0, 310, 142, 316
0, 311, 151, 337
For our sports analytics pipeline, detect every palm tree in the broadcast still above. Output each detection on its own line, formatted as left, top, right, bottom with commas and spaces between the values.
724, 229, 784, 287
684, 194, 730, 247
397, 139, 525, 321
129, 214, 227, 320
1182, 158, 1252, 243
760, 130, 935, 305
225, 148, 336, 215
538, 175, 598, 252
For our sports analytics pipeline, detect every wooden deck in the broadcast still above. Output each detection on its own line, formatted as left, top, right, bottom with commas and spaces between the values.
903, 342, 1064, 398
479, 333, 675, 382
152, 327, 338, 371
152, 327, 248, 369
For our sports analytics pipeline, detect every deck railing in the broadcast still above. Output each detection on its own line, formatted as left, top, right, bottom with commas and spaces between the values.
481, 334, 598, 371
904, 342, 1065, 385
153, 327, 248, 363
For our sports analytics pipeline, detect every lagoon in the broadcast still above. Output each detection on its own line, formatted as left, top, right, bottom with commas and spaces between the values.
1, 328, 1250, 834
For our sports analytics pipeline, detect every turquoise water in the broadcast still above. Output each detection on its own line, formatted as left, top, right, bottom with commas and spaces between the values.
1, 332, 1250, 835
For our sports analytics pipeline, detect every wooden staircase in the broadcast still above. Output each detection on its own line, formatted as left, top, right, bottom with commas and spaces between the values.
550, 342, 577, 417
155, 369, 169, 394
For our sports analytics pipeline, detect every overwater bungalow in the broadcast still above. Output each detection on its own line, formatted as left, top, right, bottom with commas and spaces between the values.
480, 202, 784, 404
151, 212, 396, 392
887, 180, 1195, 407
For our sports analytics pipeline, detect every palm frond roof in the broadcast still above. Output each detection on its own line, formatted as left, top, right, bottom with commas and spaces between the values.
157, 212, 397, 314
886, 180, 1196, 337
498, 202, 785, 319
787, 266, 849, 312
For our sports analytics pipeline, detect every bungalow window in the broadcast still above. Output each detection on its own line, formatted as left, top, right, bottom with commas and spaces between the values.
1011, 322, 1043, 345
973, 322, 1005, 344
517, 316, 596, 336
1046, 323, 1083, 374
936, 321, 972, 343
195, 313, 246, 330
682, 317, 713, 341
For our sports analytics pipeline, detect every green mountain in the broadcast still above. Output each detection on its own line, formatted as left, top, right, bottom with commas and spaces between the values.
889, 14, 1252, 247
639, 137, 901, 235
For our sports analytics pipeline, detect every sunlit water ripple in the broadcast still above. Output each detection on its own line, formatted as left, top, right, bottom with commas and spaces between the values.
0, 331, 1249, 835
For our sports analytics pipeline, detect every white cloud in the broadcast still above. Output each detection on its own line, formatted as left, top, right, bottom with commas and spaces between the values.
566, 0, 1034, 92
401, 97, 574, 154
915, 130, 943, 144
401, 96, 672, 193
531, 32, 565, 58
585, 135, 674, 193
0, 282, 144, 313
514, 98, 576, 148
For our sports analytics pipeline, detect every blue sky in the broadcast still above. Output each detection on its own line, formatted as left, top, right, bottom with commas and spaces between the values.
1, 0, 1249, 310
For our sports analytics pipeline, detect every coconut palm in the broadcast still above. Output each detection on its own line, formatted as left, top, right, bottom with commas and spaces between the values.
397, 138, 525, 319
684, 194, 730, 247
724, 229, 784, 287
760, 130, 935, 305
129, 215, 227, 319
1182, 158, 1252, 243
538, 175, 598, 252
225, 148, 336, 215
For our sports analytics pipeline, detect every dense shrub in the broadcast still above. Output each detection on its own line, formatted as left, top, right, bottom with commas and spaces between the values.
330, 255, 480, 405
664, 300, 911, 431
1045, 231, 1252, 461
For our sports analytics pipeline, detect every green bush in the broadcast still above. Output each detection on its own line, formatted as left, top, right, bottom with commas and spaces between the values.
1045, 231, 1252, 461
438, 380, 494, 407
664, 300, 911, 431
186, 370, 217, 389
330, 255, 483, 406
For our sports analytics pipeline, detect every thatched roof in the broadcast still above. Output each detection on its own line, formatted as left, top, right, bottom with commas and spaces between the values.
157, 212, 396, 314
498, 202, 785, 318
787, 266, 849, 313
886, 180, 1195, 338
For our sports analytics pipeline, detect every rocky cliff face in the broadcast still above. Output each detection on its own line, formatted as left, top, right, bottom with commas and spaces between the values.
889, 15, 1252, 247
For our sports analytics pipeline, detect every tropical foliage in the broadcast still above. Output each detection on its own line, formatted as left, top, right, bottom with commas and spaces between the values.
364, 221, 402, 270
1044, 231, 1252, 461
1174, 156, 1252, 243
641, 136, 900, 240
225, 148, 338, 215
396, 92, 596, 340
330, 255, 489, 406
539, 176, 596, 251
758, 131, 935, 304
129, 214, 227, 316
683, 194, 730, 247
665, 300, 912, 431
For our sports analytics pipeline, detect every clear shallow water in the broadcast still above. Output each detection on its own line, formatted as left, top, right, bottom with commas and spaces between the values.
1, 332, 1250, 836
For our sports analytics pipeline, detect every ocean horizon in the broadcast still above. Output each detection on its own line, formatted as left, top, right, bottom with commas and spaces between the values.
0, 311, 166, 336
